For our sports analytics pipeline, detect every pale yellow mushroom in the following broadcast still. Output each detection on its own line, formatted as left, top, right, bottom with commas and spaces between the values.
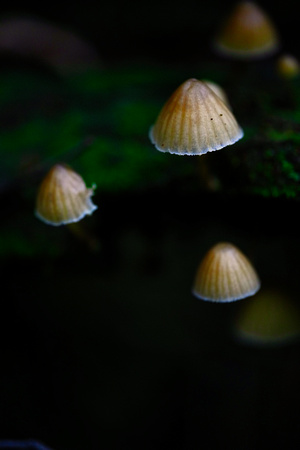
192, 242, 260, 302
149, 78, 243, 155
35, 164, 97, 226
214, 1, 280, 59
233, 288, 300, 345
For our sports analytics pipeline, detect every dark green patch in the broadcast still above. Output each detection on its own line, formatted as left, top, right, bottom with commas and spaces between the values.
2, 61, 300, 256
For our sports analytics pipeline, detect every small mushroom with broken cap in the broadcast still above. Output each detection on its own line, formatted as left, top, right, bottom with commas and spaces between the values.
192, 242, 260, 302
214, 1, 280, 59
149, 78, 243, 155
35, 164, 97, 226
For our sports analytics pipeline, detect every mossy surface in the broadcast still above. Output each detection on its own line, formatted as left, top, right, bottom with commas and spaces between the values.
1, 61, 300, 196
0, 65, 197, 192
1, 60, 300, 256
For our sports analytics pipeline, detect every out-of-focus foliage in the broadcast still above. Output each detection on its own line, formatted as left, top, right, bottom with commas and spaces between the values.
0, 65, 196, 193
1, 60, 300, 257
1, 61, 300, 198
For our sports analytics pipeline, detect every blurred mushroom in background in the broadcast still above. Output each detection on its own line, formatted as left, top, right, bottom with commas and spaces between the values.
276, 54, 300, 79
0, 15, 101, 74
213, 1, 280, 59
233, 288, 300, 346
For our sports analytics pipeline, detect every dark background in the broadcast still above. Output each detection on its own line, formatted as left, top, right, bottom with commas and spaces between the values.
0, 2, 300, 450
0, 1, 297, 63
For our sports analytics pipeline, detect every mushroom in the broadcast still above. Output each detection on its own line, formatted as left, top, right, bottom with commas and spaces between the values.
214, 1, 280, 59
233, 288, 300, 346
149, 78, 243, 155
192, 242, 260, 302
0, 16, 100, 74
276, 54, 300, 79
35, 164, 97, 226
203, 80, 231, 110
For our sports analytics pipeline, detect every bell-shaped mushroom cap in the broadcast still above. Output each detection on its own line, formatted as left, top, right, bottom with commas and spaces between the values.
35, 164, 97, 226
192, 242, 260, 302
233, 289, 300, 346
203, 80, 231, 110
277, 54, 300, 79
214, 1, 280, 59
149, 78, 243, 155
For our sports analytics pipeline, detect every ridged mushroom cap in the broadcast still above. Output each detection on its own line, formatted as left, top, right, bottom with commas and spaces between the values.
35, 164, 97, 226
192, 242, 260, 302
149, 78, 243, 155
203, 80, 231, 110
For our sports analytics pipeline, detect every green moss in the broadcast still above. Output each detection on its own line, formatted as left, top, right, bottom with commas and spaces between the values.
2, 61, 300, 257
2, 61, 300, 202
0, 65, 198, 196
240, 141, 300, 199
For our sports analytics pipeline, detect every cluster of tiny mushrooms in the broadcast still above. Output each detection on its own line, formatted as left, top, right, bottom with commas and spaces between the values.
34, 2, 299, 320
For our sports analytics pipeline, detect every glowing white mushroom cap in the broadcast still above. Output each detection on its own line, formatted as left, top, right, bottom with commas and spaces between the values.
149, 78, 243, 155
